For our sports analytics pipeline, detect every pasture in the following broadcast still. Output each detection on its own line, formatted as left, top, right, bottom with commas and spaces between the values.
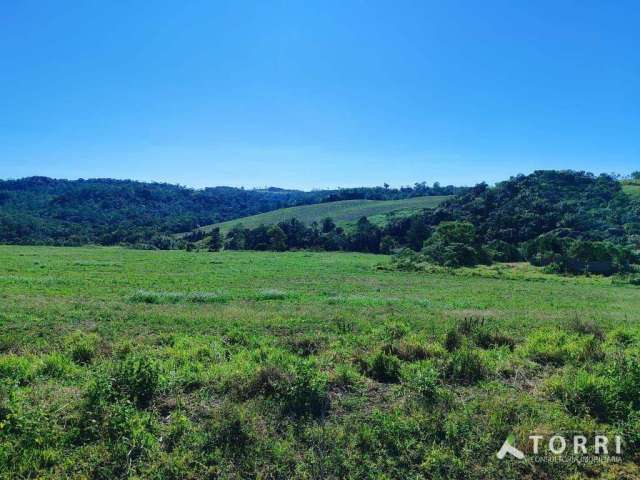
192, 195, 449, 235
1, 245, 639, 479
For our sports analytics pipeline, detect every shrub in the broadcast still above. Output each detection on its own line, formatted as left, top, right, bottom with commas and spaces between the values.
422, 221, 489, 268
112, 355, 160, 408
519, 329, 572, 366
285, 334, 325, 357
456, 317, 485, 336
474, 329, 516, 350
546, 369, 614, 421
420, 446, 465, 479
38, 353, 74, 378
66, 331, 100, 365
245, 365, 290, 398
328, 364, 363, 392
281, 360, 329, 417
0, 354, 33, 385
445, 347, 487, 385
605, 354, 640, 412
567, 316, 605, 341
365, 351, 402, 383
609, 328, 635, 347
385, 339, 429, 361
381, 320, 410, 341
101, 401, 157, 468
444, 329, 462, 352
403, 362, 442, 404
547, 355, 640, 423
206, 403, 253, 455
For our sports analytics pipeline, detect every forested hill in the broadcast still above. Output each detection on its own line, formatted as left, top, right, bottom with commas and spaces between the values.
0, 177, 324, 245
0, 176, 453, 246
411, 170, 639, 244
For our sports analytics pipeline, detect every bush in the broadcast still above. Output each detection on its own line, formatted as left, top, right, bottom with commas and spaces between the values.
444, 329, 462, 352
244, 365, 290, 399
521, 329, 604, 366
281, 360, 329, 417
474, 329, 516, 350
385, 339, 432, 361
381, 320, 410, 341
112, 355, 160, 408
403, 362, 442, 404
422, 221, 489, 268
567, 316, 605, 341
285, 334, 325, 357
445, 347, 487, 385
206, 403, 253, 456
0, 354, 33, 385
38, 353, 74, 378
547, 354, 640, 423
546, 369, 615, 421
519, 329, 571, 366
66, 331, 100, 365
365, 351, 402, 383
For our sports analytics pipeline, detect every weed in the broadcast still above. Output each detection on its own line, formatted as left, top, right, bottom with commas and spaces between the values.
364, 351, 402, 383
112, 354, 160, 408
65, 331, 100, 365
445, 347, 487, 385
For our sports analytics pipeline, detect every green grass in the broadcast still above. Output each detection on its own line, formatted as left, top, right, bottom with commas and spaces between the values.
1, 245, 639, 478
623, 182, 640, 198
191, 195, 450, 235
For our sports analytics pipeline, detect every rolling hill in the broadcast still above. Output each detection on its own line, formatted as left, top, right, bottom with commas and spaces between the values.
623, 182, 640, 198
192, 196, 451, 235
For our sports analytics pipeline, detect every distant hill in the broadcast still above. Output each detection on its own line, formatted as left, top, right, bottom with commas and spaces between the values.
0, 177, 456, 247
190, 196, 450, 236
408, 171, 640, 245
0, 177, 332, 246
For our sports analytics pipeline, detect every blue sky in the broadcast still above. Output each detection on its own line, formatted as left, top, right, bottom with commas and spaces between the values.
1, 1, 638, 189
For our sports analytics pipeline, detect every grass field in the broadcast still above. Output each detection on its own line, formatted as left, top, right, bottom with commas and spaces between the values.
623, 183, 640, 198
191, 196, 449, 235
1, 245, 640, 478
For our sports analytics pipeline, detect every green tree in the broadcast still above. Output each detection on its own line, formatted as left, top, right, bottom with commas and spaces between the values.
422, 221, 486, 267
224, 224, 246, 250
267, 224, 288, 251
406, 216, 430, 251
321, 217, 336, 233
207, 227, 222, 251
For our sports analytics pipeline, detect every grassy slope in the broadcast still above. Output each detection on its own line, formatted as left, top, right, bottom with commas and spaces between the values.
623, 183, 640, 198
193, 195, 450, 234
1, 246, 639, 478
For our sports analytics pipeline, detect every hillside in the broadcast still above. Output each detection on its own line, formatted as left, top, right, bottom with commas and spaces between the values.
0, 177, 332, 246
623, 182, 640, 198
0, 177, 457, 247
193, 196, 450, 235
410, 170, 640, 244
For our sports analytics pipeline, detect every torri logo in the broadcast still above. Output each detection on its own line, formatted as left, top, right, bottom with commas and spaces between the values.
496, 434, 623, 461
496, 434, 524, 460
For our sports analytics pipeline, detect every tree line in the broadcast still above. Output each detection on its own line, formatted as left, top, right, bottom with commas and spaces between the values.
0, 177, 451, 246
193, 171, 640, 275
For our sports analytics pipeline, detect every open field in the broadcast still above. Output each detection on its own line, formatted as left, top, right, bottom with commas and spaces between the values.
1, 245, 640, 478
623, 183, 640, 198
191, 196, 450, 235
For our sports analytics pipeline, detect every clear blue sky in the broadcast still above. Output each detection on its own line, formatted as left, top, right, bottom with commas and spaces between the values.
1, 1, 638, 189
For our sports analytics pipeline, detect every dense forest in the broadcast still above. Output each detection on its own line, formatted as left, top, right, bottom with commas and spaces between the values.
320, 182, 465, 202
0, 177, 446, 247
209, 171, 640, 275
2, 172, 639, 275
